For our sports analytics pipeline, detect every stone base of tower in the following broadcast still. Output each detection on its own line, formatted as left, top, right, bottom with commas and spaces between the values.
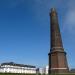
48, 51, 69, 74
49, 68, 69, 74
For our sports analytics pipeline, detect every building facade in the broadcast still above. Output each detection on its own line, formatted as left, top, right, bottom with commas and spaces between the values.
37, 66, 49, 75
0, 62, 36, 74
44, 66, 49, 74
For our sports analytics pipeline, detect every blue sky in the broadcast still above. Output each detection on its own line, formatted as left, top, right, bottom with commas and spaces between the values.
0, 0, 75, 69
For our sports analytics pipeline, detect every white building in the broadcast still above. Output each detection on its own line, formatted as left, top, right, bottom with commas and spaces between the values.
44, 65, 49, 74
39, 68, 45, 74
39, 66, 49, 75
0, 62, 36, 74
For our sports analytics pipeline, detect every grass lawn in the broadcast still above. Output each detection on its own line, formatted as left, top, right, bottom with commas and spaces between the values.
0, 73, 75, 75
0, 73, 36, 75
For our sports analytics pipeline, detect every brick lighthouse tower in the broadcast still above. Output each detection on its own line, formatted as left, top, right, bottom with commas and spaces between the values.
48, 8, 69, 74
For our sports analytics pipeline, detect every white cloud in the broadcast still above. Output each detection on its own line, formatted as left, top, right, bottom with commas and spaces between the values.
63, 0, 75, 34
64, 10, 75, 31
